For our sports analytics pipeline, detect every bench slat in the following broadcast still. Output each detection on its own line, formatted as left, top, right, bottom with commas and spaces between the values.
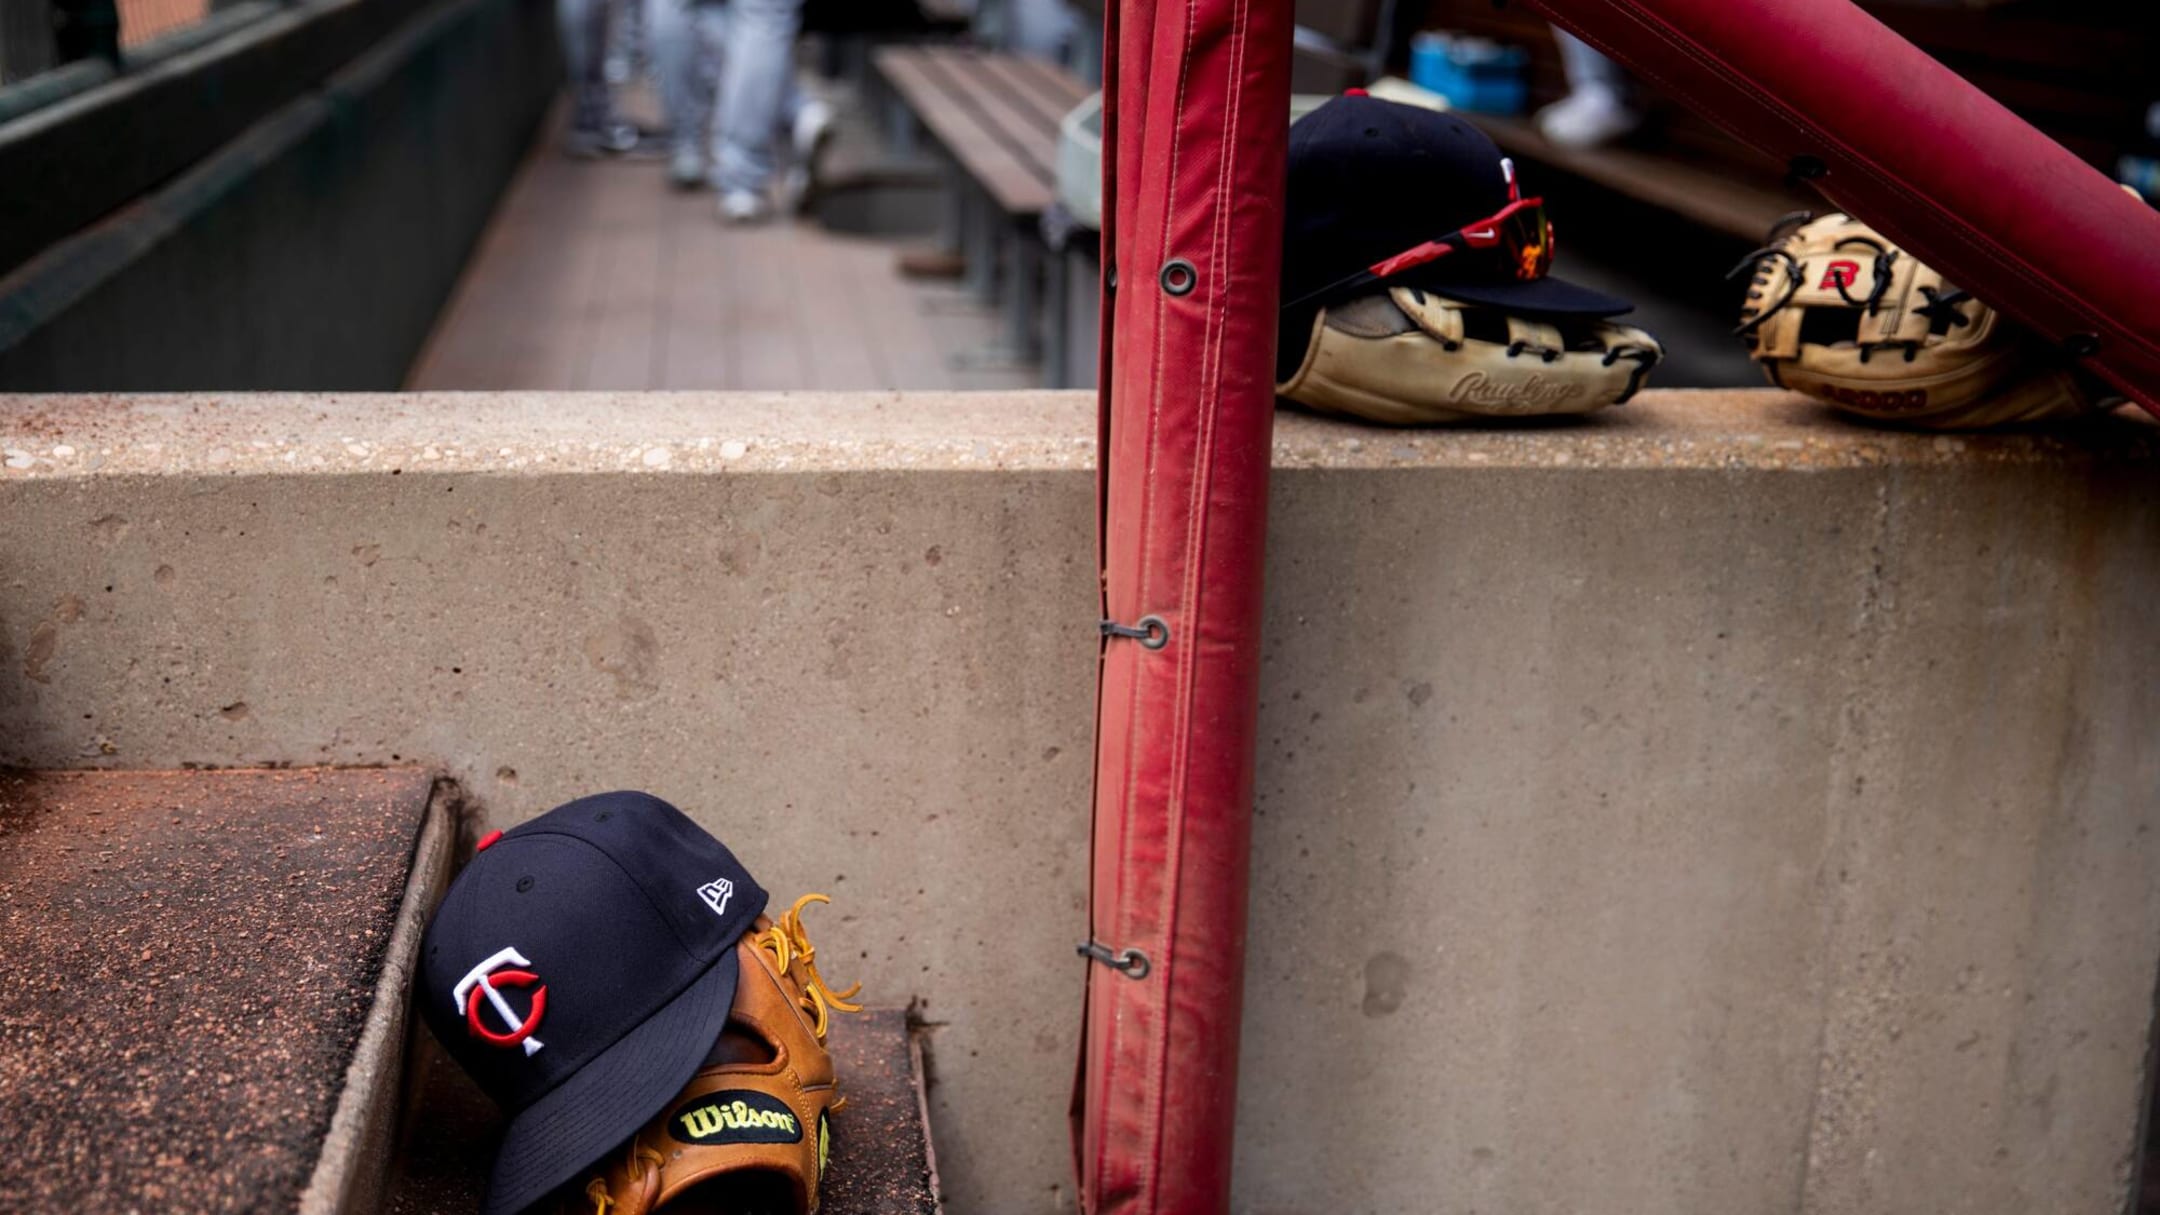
906, 49, 1064, 167
877, 47, 1054, 214
965, 49, 1087, 136
1000, 51, 1094, 112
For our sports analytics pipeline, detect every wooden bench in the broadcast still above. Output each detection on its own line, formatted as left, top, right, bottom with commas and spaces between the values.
873, 44, 1090, 371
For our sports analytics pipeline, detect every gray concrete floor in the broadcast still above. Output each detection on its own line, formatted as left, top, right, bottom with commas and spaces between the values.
407, 95, 1036, 393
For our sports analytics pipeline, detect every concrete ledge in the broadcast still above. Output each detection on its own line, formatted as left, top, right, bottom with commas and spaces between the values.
2, 389, 2156, 1214
299, 777, 458, 1215
0, 389, 2151, 475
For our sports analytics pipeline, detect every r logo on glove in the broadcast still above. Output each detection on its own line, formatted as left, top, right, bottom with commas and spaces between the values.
1737, 212, 2113, 429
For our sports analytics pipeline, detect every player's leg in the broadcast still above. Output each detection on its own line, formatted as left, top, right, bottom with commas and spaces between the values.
560, 0, 638, 156
711, 0, 804, 221
1536, 29, 1642, 150
775, 56, 833, 216
650, 0, 723, 186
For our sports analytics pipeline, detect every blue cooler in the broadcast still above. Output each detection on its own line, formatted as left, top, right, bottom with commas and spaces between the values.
1410, 32, 1529, 116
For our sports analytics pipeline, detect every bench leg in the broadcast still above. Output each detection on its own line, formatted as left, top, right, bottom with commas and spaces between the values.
883, 92, 918, 158
1004, 233, 1043, 366
1066, 242, 1101, 389
1043, 243, 1070, 388
921, 185, 997, 317
949, 229, 1044, 373
938, 179, 965, 258
964, 188, 999, 305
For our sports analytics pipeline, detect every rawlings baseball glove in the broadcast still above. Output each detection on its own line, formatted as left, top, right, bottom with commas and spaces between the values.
1276, 286, 1664, 425
570, 894, 862, 1215
1736, 212, 2105, 428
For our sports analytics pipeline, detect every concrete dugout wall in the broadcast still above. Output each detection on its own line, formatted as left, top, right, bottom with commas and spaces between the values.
2, 390, 2157, 1213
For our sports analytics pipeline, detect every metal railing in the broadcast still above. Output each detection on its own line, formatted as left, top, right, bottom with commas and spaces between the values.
1, 0, 64, 83
0, 0, 231, 85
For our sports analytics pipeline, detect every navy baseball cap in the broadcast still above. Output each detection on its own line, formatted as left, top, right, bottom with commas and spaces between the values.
1280, 95, 1631, 375
417, 791, 768, 1215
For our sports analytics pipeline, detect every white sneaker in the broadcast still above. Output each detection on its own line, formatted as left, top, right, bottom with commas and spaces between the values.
669, 147, 707, 190
1535, 86, 1643, 150
719, 188, 772, 224
781, 99, 837, 215
563, 120, 641, 160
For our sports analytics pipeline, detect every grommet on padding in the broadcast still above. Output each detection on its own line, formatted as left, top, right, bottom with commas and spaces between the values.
1160, 259, 1197, 296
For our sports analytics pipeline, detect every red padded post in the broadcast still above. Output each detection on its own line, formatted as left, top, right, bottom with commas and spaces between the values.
1075, 0, 1295, 1211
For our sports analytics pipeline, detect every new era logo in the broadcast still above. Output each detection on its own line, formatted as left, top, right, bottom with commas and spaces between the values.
697, 878, 734, 917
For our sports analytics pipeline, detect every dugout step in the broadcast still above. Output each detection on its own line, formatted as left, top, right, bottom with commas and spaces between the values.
387, 1006, 943, 1214
0, 766, 452, 1215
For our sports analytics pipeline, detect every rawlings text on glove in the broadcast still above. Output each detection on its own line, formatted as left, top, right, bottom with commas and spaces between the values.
1278, 287, 1662, 425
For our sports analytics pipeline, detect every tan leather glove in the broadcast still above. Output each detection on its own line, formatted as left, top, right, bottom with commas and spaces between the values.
1278, 286, 1663, 425
570, 895, 862, 1215
1738, 211, 2107, 428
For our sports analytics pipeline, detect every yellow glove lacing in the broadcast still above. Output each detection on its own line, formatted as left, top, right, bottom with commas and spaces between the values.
756, 892, 864, 1041
583, 1141, 662, 1214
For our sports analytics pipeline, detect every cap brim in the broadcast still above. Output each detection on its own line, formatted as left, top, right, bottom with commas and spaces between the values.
481, 947, 742, 1215
1392, 269, 1634, 317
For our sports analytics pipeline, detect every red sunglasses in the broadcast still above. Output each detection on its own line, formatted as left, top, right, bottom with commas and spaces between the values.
1284, 162, 1556, 312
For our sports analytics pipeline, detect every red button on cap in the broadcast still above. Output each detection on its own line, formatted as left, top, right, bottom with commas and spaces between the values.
1344, 87, 1369, 97
476, 829, 504, 852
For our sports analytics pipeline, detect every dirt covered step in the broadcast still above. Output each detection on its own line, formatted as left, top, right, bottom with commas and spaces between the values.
0, 767, 451, 1214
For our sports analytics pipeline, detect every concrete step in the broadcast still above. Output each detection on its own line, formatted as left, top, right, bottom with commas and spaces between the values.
389, 1006, 942, 1213
0, 767, 452, 1214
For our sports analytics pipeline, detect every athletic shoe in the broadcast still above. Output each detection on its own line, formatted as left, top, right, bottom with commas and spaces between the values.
719, 188, 772, 224
564, 120, 642, 160
1535, 86, 1642, 150
669, 147, 708, 190
780, 99, 836, 215
621, 127, 673, 161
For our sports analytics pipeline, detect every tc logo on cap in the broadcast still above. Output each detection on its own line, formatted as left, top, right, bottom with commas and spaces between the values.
697, 878, 735, 916
454, 946, 547, 1056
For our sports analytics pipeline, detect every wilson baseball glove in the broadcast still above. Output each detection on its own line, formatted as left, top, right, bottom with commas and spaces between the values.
1276, 286, 1663, 425
570, 894, 862, 1215
1736, 212, 2105, 428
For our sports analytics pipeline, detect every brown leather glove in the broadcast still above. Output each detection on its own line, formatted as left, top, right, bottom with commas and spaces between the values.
570, 894, 862, 1215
